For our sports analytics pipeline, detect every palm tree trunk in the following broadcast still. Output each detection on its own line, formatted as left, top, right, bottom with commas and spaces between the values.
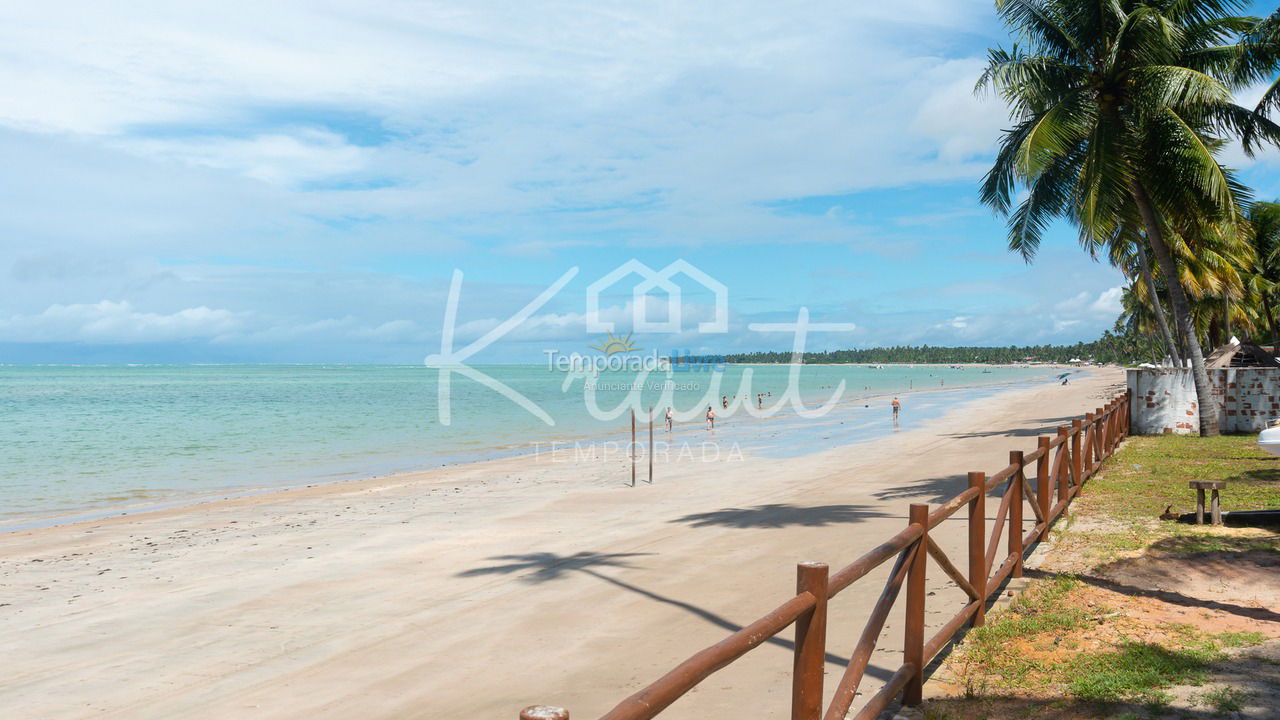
1130, 180, 1220, 436
1222, 294, 1232, 341
1136, 244, 1181, 366
1266, 294, 1278, 344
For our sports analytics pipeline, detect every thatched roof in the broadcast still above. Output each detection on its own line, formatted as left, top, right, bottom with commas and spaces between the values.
1205, 341, 1280, 368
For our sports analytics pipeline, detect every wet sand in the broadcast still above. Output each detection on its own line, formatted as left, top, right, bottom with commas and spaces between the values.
0, 369, 1123, 719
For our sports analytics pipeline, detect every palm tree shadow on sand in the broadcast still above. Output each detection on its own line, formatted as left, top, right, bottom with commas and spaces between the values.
670, 503, 892, 529
457, 551, 891, 677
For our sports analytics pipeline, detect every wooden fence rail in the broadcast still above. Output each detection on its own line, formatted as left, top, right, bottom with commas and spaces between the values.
520, 390, 1133, 720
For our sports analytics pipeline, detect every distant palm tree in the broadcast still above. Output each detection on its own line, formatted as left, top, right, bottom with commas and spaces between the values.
1108, 229, 1181, 364
1246, 201, 1280, 342
978, 0, 1280, 436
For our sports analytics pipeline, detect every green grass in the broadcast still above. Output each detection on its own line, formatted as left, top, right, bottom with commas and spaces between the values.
931, 434, 1277, 717
1067, 435, 1280, 563
946, 576, 1263, 705
1152, 533, 1280, 555
1081, 435, 1280, 522
954, 576, 1092, 689
1199, 685, 1249, 713
1065, 641, 1223, 703
1213, 630, 1267, 648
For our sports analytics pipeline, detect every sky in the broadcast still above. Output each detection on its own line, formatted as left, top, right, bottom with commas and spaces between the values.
2, 1, 1279, 363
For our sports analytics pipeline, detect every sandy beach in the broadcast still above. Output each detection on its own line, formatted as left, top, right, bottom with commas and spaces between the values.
0, 369, 1124, 719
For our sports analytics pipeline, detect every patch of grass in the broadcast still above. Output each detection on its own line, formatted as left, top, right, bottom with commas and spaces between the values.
954, 575, 1091, 690
1082, 435, 1280, 522
932, 435, 1277, 716
1213, 630, 1267, 648
1199, 685, 1249, 713
1153, 532, 1280, 555
1065, 641, 1223, 703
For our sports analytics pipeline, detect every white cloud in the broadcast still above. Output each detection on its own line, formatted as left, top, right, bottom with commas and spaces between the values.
125, 129, 370, 185
1089, 286, 1124, 314
0, 1, 1000, 200
0, 301, 243, 343
0, 2, 1151, 361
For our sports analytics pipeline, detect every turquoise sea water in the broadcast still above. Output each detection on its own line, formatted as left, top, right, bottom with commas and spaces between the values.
0, 363, 1060, 526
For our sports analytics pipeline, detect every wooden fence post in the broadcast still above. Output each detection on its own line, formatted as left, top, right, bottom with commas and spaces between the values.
903, 504, 929, 708
1082, 412, 1095, 476
1095, 407, 1105, 461
1124, 389, 1132, 436
648, 406, 654, 484
967, 472, 986, 628
1071, 418, 1083, 488
1056, 426, 1070, 503
1103, 402, 1113, 454
521, 706, 569, 720
1036, 437, 1051, 531
1008, 451, 1024, 579
793, 562, 828, 720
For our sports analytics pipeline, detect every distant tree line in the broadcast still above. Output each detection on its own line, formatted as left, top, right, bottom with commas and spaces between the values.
723, 322, 1164, 366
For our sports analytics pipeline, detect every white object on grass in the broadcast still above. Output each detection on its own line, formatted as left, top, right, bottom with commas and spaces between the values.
1258, 422, 1280, 457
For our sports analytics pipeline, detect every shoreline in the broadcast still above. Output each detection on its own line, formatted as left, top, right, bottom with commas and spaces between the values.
0, 368, 1085, 534
0, 369, 1125, 719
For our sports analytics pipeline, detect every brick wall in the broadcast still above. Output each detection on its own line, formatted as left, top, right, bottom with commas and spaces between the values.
1128, 367, 1280, 434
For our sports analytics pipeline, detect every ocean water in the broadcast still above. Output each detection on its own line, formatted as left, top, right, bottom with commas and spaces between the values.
0, 363, 1060, 526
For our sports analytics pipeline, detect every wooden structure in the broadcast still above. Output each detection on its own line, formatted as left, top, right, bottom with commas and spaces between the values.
522, 390, 1132, 719
1190, 480, 1226, 525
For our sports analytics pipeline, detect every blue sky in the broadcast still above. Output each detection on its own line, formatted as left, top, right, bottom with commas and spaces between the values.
2, 1, 1278, 363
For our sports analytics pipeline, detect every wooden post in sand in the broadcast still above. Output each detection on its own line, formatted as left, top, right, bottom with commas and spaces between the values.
631, 408, 636, 487
903, 504, 928, 708
792, 561, 828, 720
648, 406, 654, 484
967, 472, 986, 628
1008, 450, 1024, 579
520, 706, 569, 720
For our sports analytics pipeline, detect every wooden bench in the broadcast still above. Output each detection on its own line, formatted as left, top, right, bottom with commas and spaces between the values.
1189, 480, 1226, 526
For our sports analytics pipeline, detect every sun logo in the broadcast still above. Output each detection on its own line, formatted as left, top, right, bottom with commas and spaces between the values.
589, 332, 640, 355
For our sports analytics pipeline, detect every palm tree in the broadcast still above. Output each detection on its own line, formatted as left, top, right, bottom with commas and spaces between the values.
978, 0, 1280, 436
1246, 201, 1280, 341
1232, 9, 1280, 146
1107, 225, 1182, 364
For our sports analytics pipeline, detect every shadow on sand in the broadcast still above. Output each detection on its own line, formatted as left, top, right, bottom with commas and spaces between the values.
943, 415, 1080, 440
873, 474, 971, 504
458, 550, 893, 677
670, 503, 892, 529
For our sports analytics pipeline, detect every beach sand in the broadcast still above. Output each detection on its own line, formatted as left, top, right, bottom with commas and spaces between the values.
0, 369, 1124, 719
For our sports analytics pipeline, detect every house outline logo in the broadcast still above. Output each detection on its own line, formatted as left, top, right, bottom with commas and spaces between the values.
585, 259, 728, 334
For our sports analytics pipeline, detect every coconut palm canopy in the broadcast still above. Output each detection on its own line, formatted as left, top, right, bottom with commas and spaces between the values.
978, 0, 1280, 436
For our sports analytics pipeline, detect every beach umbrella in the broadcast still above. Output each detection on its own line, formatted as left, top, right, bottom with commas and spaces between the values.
1056, 372, 1071, 379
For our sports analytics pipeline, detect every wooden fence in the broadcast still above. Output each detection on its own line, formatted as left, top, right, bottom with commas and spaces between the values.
520, 390, 1132, 720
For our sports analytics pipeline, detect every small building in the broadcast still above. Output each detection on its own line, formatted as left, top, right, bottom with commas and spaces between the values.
1129, 340, 1280, 434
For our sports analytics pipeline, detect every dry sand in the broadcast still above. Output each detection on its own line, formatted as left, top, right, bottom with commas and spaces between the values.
0, 369, 1124, 719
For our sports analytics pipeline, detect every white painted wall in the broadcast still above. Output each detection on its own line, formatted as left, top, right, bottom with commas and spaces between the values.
1127, 368, 1280, 434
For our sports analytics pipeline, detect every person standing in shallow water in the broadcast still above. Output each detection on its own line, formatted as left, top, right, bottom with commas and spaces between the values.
705, 406, 715, 430
892, 396, 901, 418
665, 406, 673, 432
